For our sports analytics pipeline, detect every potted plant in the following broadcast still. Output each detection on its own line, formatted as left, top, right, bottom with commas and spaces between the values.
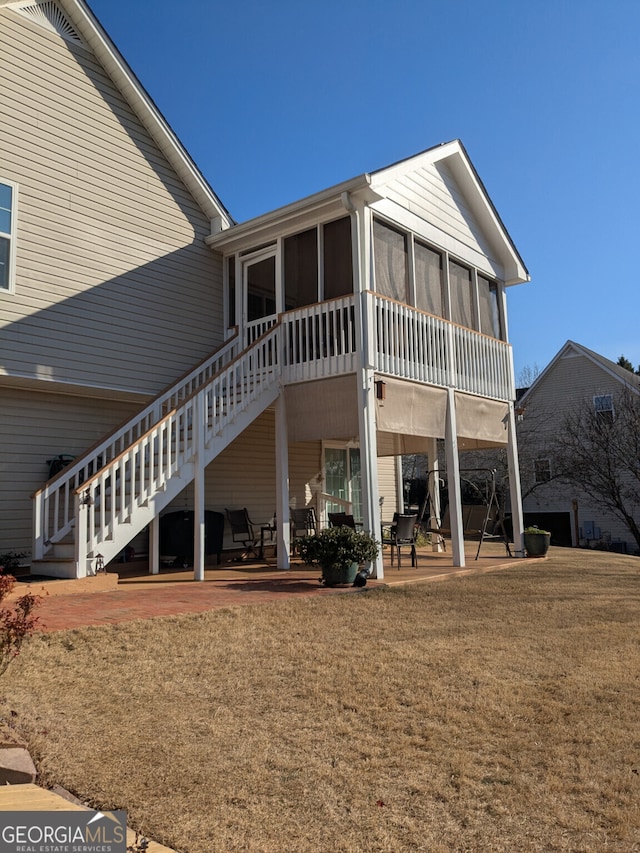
297, 525, 379, 586
523, 526, 551, 557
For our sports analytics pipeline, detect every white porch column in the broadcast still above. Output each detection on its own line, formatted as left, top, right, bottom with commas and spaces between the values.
506, 402, 525, 557
444, 388, 465, 567
149, 516, 160, 574
275, 393, 291, 570
193, 393, 206, 582
357, 368, 383, 579
427, 437, 443, 553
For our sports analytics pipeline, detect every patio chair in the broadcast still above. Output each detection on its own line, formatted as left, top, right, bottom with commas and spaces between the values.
225, 508, 261, 559
390, 513, 419, 569
328, 512, 357, 529
290, 507, 318, 553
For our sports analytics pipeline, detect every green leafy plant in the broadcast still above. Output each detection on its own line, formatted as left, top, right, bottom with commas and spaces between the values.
0, 566, 41, 677
297, 525, 379, 570
524, 525, 551, 535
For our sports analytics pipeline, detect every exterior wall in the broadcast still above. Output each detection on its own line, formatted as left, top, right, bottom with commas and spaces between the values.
0, 387, 141, 554
520, 350, 635, 551
0, 8, 224, 398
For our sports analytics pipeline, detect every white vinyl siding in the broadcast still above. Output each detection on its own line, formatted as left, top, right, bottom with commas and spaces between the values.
0, 9, 223, 396
0, 387, 141, 553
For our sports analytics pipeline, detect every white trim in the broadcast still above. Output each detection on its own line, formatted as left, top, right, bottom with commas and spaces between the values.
0, 178, 17, 294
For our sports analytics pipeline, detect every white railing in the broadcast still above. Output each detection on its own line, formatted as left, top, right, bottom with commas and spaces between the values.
246, 315, 278, 346
281, 295, 358, 380
74, 326, 280, 571
370, 293, 513, 401
33, 332, 240, 559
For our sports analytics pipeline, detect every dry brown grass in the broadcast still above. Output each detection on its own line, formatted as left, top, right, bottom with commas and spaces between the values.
2, 548, 640, 852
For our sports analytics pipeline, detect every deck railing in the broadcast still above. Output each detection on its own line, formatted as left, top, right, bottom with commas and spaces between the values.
33, 333, 240, 559
73, 326, 280, 571
370, 293, 513, 401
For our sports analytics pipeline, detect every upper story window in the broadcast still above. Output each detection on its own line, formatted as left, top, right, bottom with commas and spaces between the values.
534, 458, 552, 483
0, 181, 16, 292
372, 216, 505, 339
594, 394, 614, 423
373, 219, 409, 303
283, 216, 353, 309
414, 241, 444, 317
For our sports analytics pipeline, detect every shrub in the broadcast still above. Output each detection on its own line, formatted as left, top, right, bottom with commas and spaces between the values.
297, 526, 379, 570
0, 563, 41, 678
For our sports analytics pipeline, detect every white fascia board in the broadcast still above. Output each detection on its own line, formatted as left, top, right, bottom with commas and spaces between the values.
206, 175, 379, 253
59, 0, 233, 229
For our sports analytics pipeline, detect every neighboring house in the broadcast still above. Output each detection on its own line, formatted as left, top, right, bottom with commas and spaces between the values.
517, 341, 640, 553
0, 0, 530, 580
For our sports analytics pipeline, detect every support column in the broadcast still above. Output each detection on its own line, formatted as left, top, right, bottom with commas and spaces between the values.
506, 402, 525, 557
275, 393, 291, 570
149, 515, 160, 574
427, 437, 443, 553
193, 393, 206, 581
357, 368, 383, 578
444, 389, 465, 567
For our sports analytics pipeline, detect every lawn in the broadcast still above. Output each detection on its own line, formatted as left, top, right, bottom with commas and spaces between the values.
2, 549, 640, 852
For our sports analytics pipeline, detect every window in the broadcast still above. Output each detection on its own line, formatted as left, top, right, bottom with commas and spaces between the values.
534, 459, 551, 483
324, 445, 362, 523
414, 241, 444, 317
227, 257, 236, 328
323, 216, 353, 299
594, 394, 614, 423
373, 219, 409, 303
0, 181, 16, 291
478, 275, 502, 338
285, 227, 318, 310
449, 259, 474, 328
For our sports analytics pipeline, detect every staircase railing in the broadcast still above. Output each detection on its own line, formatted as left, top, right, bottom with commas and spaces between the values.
33, 332, 240, 559
73, 325, 281, 573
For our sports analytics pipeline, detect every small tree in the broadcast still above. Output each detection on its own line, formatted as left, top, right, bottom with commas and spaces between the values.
0, 559, 41, 677
617, 355, 640, 376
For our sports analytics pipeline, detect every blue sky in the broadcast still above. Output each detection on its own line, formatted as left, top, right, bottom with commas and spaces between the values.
90, 0, 640, 381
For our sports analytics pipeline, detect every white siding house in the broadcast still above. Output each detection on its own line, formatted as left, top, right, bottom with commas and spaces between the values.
518, 341, 640, 554
0, 0, 530, 580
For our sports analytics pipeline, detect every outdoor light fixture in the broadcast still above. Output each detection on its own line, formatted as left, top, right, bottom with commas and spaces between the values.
375, 380, 386, 401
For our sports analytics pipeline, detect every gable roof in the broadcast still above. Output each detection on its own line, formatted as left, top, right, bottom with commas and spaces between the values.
207, 140, 529, 284
369, 140, 529, 286
519, 340, 640, 405
2, 0, 234, 229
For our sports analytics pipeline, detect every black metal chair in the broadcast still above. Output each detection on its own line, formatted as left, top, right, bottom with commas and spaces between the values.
390, 513, 419, 569
225, 508, 261, 559
290, 507, 318, 553
328, 512, 357, 529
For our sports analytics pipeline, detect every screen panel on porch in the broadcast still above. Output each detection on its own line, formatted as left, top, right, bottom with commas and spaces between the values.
373, 219, 409, 303
284, 376, 359, 442
455, 392, 509, 449
374, 376, 447, 439
414, 241, 444, 317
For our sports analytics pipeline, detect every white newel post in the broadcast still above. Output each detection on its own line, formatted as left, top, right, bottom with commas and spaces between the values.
193, 391, 206, 581
427, 437, 443, 552
75, 492, 88, 579
149, 515, 160, 575
444, 388, 465, 567
275, 392, 291, 570
506, 402, 525, 557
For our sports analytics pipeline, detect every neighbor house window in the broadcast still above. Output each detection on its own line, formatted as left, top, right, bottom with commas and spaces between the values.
0, 181, 16, 291
594, 394, 614, 423
373, 219, 409, 303
534, 459, 551, 483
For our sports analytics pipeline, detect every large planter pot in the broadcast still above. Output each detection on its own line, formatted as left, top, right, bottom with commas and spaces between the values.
524, 532, 550, 557
321, 562, 359, 586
